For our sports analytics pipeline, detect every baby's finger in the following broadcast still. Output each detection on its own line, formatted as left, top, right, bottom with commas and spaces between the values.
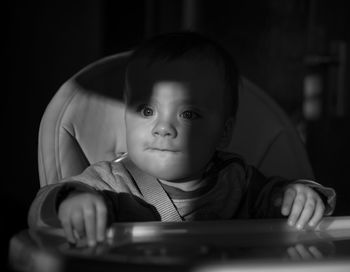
295, 197, 315, 230
71, 211, 85, 239
61, 218, 76, 244
84, 206, 97, 247
281, 187, 296, 216
308, 198, 325, 228
96, 201, 107, 242
288, 192, 306, 226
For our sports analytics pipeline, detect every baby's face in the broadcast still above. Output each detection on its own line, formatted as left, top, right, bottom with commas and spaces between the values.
125, 59, 230, 182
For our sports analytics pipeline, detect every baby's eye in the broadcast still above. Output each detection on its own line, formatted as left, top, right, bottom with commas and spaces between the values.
137, 104, 154, 117
180, 110, 201, 120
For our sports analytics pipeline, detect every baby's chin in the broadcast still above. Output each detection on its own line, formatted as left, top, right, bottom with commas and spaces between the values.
129, 151, 208, 181
138, 160, 199, 182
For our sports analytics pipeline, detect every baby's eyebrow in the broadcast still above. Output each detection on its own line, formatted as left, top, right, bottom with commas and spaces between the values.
172, 101, 206, 112
180, 103, 204, 110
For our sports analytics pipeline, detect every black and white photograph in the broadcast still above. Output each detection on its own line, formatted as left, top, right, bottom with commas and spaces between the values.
5, 1, 350, 271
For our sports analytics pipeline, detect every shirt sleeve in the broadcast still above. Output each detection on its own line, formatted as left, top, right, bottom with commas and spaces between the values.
27, 161, 118, 228
27, 181, 99, 228
243, 167, 337, 218
27, 160, 161, 228
240, 166, 291, 218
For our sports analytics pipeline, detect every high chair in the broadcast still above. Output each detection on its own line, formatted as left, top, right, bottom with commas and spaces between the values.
38, 51, 314, 187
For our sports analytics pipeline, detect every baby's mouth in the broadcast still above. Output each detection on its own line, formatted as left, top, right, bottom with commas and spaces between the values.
146, 146, 179, 153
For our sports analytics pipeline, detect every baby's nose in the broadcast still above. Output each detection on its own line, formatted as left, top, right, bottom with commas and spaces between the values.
152, 121, 177, 138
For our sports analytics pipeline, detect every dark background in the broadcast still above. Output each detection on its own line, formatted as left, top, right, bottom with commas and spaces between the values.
5, 0, 350, 269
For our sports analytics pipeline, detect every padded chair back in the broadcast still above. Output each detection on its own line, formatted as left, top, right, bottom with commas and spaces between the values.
38, 52, 314, 187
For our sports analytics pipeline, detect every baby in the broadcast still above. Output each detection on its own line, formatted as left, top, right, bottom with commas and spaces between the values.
28, 32, 335, 247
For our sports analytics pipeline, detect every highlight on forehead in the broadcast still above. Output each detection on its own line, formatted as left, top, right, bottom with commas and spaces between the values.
126, 58, 224, 99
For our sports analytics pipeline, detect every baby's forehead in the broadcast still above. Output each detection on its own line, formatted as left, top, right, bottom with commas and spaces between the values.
126, 61, 227, 114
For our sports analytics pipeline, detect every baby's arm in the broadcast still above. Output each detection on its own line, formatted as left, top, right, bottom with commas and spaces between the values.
280, 183, 326, 229
58, 191, 108, 247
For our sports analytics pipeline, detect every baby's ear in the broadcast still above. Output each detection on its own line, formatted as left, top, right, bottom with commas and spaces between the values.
217, 117, 235, 150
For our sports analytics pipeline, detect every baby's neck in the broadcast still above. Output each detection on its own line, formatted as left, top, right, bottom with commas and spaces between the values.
158, 176, 207, 192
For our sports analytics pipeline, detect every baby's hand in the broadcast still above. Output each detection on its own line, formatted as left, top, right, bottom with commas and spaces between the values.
280, 184, 325, 230
58, 192, 107, 247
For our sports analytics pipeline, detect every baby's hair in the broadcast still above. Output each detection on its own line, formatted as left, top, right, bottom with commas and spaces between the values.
126, 31, 239, 118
